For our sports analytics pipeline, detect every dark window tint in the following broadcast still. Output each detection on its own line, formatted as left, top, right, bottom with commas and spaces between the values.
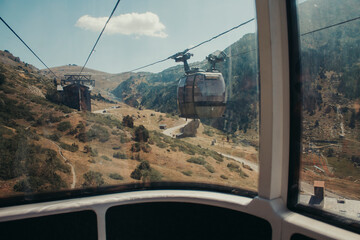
0, 210, 97, 240
291, 234, 316, 240
106, 202, 271, 240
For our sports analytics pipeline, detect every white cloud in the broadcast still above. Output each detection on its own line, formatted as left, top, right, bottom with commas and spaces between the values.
75, 12, 167, 38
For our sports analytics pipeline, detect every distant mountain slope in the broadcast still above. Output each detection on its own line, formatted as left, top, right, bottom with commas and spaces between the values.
41, 65, 140, 100
112, 32, 259, 134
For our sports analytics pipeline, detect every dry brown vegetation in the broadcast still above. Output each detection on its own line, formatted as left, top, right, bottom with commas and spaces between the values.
0, 50, 260, 197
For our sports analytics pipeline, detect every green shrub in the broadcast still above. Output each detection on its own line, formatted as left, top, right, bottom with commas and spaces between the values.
131, 143, 141, 152
90, 148, 98, 157
207, 151, 223, 162
113, 152, 127, 159
227, 163, 240, 171
120, 134, 130, 143
83, 145, 91, 153
101, 155, 111, 161
239, 169, 249, 178
130, 168, 142, 180
143, 168, 162, 181
132, 153, 142, 161
60, 142, 78, 152
131, 142, 151, 153
204, 164, 215, 173
67, 128, 78, 135
187, 157, 206, 165
130, 160, 162, 181
83, 145, 98, 156
156, 141, 168, 148
77, 122, 85, 130
56, 105, 73, 114
28, 95, 50, 106
203, 128, 214, 137
227, 163, 248, 178
220, 175, 228, 180
87, 125, 110, 142
49, 114, 62, 123
77, 132, 87, 142
57, 121, 72, 132
85, 113, 122, 128
13, 179, 29, 192
163, 137, 172, 144
48, 133, 61, 141
142, 143, 152, 153
0, 93, 34, 122
181, 170, 192, 176
109, 173, 123, 180
111, 130, 120, 135
82, 171, 104, 187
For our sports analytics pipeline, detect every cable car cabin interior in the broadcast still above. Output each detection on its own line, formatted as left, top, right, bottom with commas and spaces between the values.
0, 0, 359, 239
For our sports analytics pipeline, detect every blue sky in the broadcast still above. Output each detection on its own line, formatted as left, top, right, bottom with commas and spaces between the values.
0, 0, 257, 73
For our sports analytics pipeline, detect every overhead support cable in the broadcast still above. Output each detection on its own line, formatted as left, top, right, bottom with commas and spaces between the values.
185, 18, 255, 53
79, 0, 121, 75
0, 16, 57, 78
130, 58, 171, 72
129, 18, 255, 72
301, 16, 360, 36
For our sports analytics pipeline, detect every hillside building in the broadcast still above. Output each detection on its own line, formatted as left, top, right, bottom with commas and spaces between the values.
57, 74, 95, 111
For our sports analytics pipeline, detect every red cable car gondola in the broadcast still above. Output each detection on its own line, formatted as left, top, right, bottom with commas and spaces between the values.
173, 52, 227, 119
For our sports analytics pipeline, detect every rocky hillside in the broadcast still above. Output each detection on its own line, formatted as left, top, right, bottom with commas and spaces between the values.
0, 50, 258, 197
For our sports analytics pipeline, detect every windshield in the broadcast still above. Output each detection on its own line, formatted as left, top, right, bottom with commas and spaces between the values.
0, 0, 259, 204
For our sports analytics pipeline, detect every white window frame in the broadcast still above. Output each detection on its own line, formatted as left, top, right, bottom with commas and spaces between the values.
0, 1, 359, 239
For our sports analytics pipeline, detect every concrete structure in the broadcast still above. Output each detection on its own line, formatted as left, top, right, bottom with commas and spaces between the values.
159, 124, 167, 130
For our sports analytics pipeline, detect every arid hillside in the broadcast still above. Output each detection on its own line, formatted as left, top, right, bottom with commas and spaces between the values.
0, 50, 259, 198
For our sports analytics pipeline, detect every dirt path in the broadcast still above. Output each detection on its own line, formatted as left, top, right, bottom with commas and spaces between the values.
50, 141, 76, 189
221, 153, 259, 172
162, 118, 190, 137
162, 119, 259, 172
93, 108, 110, 114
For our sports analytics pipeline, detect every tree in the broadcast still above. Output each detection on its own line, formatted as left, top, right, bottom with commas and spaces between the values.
122, 115, 134, 128
134, 125, 149, 142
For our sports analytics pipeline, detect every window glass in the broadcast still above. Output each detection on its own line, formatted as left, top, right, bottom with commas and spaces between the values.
0, 0, 259, 204
293, 0, 360, 225
195, 74, 226, 99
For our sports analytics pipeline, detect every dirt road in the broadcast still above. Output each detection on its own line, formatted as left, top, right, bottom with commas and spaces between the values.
162, 118, 190, 137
